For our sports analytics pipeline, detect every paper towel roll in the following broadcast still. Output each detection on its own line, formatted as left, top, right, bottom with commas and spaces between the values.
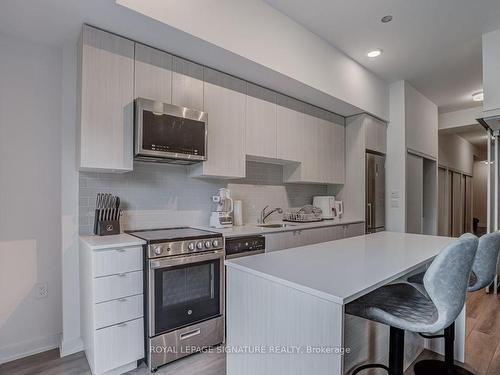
233, 200, 243, 226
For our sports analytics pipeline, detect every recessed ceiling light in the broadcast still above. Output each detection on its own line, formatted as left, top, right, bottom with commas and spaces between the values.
472, 91, 484, 102
367, 49, 383, 58
381, 15, 393, 23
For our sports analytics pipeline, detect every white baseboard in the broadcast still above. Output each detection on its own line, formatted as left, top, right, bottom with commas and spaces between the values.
0, 333, 60, 364
59, 336, 84, 357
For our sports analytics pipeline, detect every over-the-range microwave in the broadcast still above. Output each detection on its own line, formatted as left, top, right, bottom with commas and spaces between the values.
134, 97, 208, 164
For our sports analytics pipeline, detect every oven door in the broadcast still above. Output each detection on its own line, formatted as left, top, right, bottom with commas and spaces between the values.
135, 98, 207, 161
148, 250, 224, 338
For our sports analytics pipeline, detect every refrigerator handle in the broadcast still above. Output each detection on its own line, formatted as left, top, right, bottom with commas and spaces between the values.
367, 203, 372, 228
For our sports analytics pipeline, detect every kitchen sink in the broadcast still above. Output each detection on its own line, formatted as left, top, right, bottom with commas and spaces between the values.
256, 223, 297, 228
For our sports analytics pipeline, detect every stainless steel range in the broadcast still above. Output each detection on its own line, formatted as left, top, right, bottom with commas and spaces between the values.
128, 227, 224, 372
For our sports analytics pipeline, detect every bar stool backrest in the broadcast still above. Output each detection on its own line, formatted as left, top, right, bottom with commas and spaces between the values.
469, 231, 500, 291
423, 233, 478, 331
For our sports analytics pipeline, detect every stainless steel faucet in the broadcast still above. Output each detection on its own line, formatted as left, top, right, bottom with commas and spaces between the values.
260, 205, 283, 224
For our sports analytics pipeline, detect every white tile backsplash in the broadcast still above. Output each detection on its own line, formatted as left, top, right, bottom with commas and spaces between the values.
79, 161, 328, 234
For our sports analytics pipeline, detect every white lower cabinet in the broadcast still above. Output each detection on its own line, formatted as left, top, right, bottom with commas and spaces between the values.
264, 222, 364, 252
94, 294, 143, 329
80, 240, 145, 375
94, 270, 143, 303
94, 318, 144, 375
92, 246, 142, 277
343, 222, 365, 238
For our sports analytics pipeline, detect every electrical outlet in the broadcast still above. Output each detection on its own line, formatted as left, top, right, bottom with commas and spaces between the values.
36, 282, 48, 299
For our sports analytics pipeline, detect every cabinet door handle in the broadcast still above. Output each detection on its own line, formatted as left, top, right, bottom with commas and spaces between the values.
118, 298, 127, 302
115, 248, 125, 253
367, 203, 373, 228
180, 328, 201, 340
117, 273, 127, 277
117, 323, 127, 327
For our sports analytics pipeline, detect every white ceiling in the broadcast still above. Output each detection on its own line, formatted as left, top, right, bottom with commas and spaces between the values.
265, 0, 500, 112
3, 1, 500, 114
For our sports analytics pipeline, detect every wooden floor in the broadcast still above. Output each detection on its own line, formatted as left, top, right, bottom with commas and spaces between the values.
1, 291, 498, 375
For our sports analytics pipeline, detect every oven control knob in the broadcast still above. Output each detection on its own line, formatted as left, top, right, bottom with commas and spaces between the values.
204, 241, 212, 249
188, 242, 195, 251
196, 241, 204, 250
212, 239, 220, 248
153, 245, 163, 255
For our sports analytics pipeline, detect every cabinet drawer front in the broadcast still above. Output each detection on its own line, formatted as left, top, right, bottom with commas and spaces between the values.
93, 246, 142, 278
95, 294, 143, 329
94, 271, 143, 303
94, 317, 144, 374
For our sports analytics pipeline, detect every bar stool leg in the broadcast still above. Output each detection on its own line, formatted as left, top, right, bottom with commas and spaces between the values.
389, 327, 405, 375
414, 322, 475, 375
351, 326, 404, 375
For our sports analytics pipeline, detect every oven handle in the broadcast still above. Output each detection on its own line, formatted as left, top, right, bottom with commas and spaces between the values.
180, 328, 201, 341
149, 250, 224, 269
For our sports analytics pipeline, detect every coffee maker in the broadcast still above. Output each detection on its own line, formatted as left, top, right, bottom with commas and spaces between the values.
209, 188, 234, 228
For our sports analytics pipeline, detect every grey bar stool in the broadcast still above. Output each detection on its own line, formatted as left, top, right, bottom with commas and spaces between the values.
346, 233, 478, 375
408, 231, 500, 375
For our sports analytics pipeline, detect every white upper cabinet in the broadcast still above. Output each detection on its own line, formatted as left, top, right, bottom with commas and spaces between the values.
277, 95, 345, 184
404, 83, 438, 159
134, 43, 172, 103
245, 83, 277, 159
483, 29, 500, 114
171, 56, 204, 111
329, 114, 346, 184
78, 25, 135, 172
276, 100, 304, 163
190, 68, 246, 179
364, 115, 386, 154
77, 26, 347, 180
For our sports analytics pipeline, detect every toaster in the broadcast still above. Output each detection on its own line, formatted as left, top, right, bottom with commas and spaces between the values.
313, 196, 343, 220
313, 196, 336, 219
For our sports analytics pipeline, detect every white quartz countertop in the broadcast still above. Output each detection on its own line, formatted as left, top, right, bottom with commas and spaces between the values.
195, 218, 364, 238
79, 233, 146, 250
225, 231, 456, 305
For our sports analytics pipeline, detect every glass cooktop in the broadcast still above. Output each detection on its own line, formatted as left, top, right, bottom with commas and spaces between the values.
127, 227, 220, 243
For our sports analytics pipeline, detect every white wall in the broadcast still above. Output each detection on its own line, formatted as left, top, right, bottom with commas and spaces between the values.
116, 0, 389, 120
60, 42, 83, 356
0, 33, 63, 362
386, 81, 406, 232
386, 81, 439, 233
438, 134, 475, 175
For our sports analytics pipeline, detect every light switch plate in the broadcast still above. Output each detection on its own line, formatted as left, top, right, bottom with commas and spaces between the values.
391, 190, 400, 199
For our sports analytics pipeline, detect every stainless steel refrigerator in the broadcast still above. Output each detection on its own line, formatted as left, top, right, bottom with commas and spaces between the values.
366, 152, 385, 233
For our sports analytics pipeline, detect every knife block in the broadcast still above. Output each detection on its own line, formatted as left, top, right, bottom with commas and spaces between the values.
96, 220, 120, 236
93, 209, 120, 236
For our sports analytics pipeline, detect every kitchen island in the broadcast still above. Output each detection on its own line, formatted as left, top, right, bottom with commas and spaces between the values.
225, 231, 465, 375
